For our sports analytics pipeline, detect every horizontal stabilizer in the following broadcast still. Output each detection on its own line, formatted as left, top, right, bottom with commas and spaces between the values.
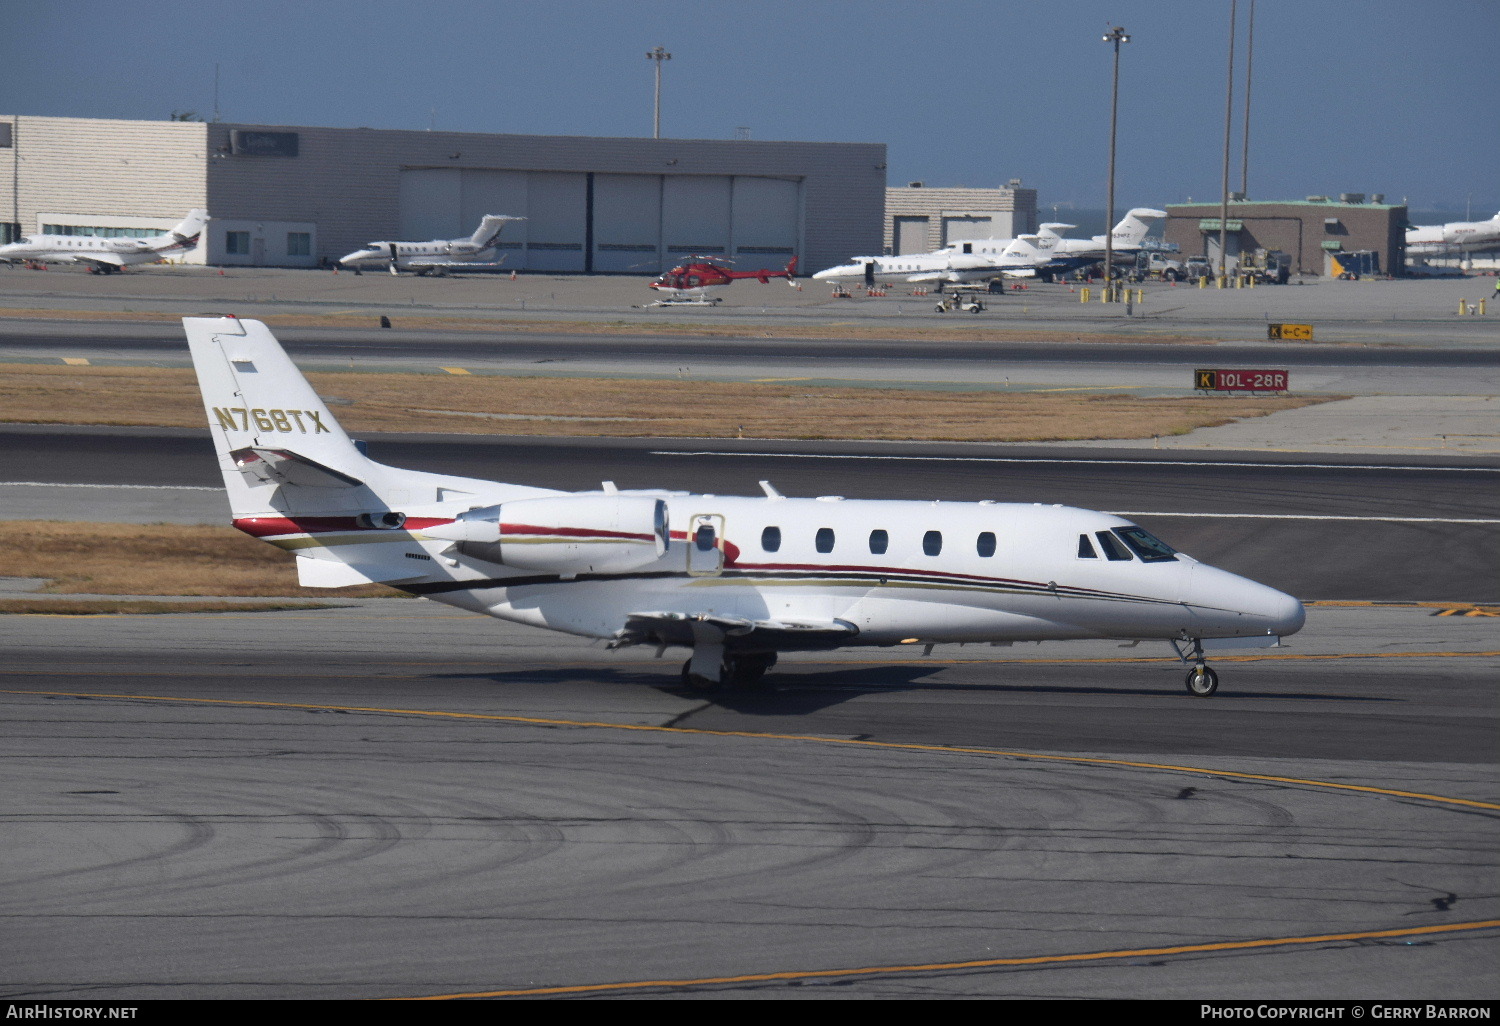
230, 446, 364, 488
295, 555, 430, 588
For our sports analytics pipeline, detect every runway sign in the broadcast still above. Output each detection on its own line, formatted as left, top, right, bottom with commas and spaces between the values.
1195, 369, 1290, 392
1268, 323, 1314, 340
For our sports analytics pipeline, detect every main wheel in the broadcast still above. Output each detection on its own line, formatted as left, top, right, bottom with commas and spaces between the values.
1184, 665, 1219, 696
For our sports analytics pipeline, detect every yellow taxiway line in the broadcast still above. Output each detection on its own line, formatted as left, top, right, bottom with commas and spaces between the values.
399, 919, 1500, 999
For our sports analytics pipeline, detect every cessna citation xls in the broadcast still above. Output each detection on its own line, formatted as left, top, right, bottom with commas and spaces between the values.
184, 317, 1303, 695
0, 210, 209, 272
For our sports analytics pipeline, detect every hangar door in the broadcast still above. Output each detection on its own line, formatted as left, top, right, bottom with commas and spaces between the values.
941, 213, 1008, 246
400, 169, 801, 273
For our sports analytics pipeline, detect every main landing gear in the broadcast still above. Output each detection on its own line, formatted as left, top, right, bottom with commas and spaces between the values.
680, 652, 777, 692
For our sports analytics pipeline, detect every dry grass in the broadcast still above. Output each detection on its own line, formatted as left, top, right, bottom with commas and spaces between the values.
0, 521, 401, 598
0, 598, 340, 615
0, 363, 1330, 441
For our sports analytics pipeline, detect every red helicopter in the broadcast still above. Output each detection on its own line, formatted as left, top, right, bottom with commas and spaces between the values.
648, 254, 798, 302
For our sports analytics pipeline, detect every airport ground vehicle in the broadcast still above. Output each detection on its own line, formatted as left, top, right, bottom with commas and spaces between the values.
1239, 249, 1292, 284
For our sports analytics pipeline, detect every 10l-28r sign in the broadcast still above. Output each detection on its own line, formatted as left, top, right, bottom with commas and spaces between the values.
1194, 369, 1289, 392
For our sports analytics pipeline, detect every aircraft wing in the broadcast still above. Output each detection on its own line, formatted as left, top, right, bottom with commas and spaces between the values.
77, 253, 131, 268
612, 610, 858, 650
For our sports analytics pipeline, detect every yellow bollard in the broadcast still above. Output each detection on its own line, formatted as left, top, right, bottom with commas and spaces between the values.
1482, 299, 1488, 316
1198, 276, 1208, 288
1459, 299, 1468, 315
1080, 288, 1090, 303
1136, 289, 1145, 304
1248, 276, 1256, 288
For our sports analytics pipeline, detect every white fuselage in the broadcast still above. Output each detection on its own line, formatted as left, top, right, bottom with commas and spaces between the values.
1406, 214, 1500, 254
259, 492, 1303, 647
338, 240, 491, 269
0, 233, 190, 267
811, 245, 1049, 286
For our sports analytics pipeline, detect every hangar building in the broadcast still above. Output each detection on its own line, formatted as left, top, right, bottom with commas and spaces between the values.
884, 179, 1038, 254
1163, 195, 1408, 277
0, 115, 886, 274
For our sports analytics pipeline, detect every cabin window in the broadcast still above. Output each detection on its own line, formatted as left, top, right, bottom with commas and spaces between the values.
976, 531, 996, 557
694, 524, 716, 552
816, 527, 835, 553
761, 526, 781, 552
869, 529, 888, 555
1114, 526, 1179, 563
1078, 534, 1099, 558
923, 530, 943, 556
1095, 530, 1134, 561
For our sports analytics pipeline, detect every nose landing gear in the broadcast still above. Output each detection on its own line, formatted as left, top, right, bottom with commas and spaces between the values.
1185, 664, 1219, 696
1175, 638, 1220, 697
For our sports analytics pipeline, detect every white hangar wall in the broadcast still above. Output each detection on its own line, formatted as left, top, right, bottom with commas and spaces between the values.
0, 116, 885, 274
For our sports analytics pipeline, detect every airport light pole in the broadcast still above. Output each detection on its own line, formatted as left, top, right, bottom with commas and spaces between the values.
646, 46, 671, 139
1102, 25, 1130, 301
1219, 0, 1238, 281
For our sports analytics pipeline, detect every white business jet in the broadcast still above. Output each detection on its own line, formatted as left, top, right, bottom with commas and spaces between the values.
946, 208, 1167, 278
1405, 211, 1500, 256
338, 215, 523, 275
0, 210, 209, 273
183, 316, 1304, 696
811, 233, 1060, 289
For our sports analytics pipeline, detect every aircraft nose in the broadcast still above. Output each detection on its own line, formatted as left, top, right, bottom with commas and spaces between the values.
1267, 588, 1306, 636
1187, 565, 1305, 637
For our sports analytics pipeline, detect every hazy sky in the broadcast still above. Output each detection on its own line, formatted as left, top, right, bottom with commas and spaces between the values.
4, 0, 1496, 215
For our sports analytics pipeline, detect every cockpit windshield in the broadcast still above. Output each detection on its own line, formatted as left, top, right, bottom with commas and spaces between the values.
1114, 526, 1179, 563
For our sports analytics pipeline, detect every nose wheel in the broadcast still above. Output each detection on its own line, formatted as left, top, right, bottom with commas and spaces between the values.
1175, 638, 1220, 697
1184, 664, 1219, 696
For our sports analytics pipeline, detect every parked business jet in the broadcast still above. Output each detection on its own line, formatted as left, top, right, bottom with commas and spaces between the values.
945, 208, 1167, 277
811, 233, 1059, 288
1405, 211, 1500, 255
183, 316, 1303, 696
338, 215, 523, 275
0, 210, 209, 273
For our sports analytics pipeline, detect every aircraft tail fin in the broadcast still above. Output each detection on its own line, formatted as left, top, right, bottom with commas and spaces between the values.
470, 214, 523, 249
164, 209, 210, 247
1110, 207, 1167, 248
1002, 234, 1053, 260
184, 316, 376, 516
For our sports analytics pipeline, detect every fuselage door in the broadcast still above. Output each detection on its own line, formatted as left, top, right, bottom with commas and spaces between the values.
687, 513, 725, 576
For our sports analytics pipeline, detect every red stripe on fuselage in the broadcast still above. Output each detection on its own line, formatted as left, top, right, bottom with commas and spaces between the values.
233, 515, 451, 538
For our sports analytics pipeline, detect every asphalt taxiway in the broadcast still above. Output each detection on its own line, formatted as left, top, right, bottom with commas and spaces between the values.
2, 602, 1495, 1000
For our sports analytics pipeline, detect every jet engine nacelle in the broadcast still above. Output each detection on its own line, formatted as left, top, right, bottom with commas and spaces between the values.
424, 495, 669, 574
